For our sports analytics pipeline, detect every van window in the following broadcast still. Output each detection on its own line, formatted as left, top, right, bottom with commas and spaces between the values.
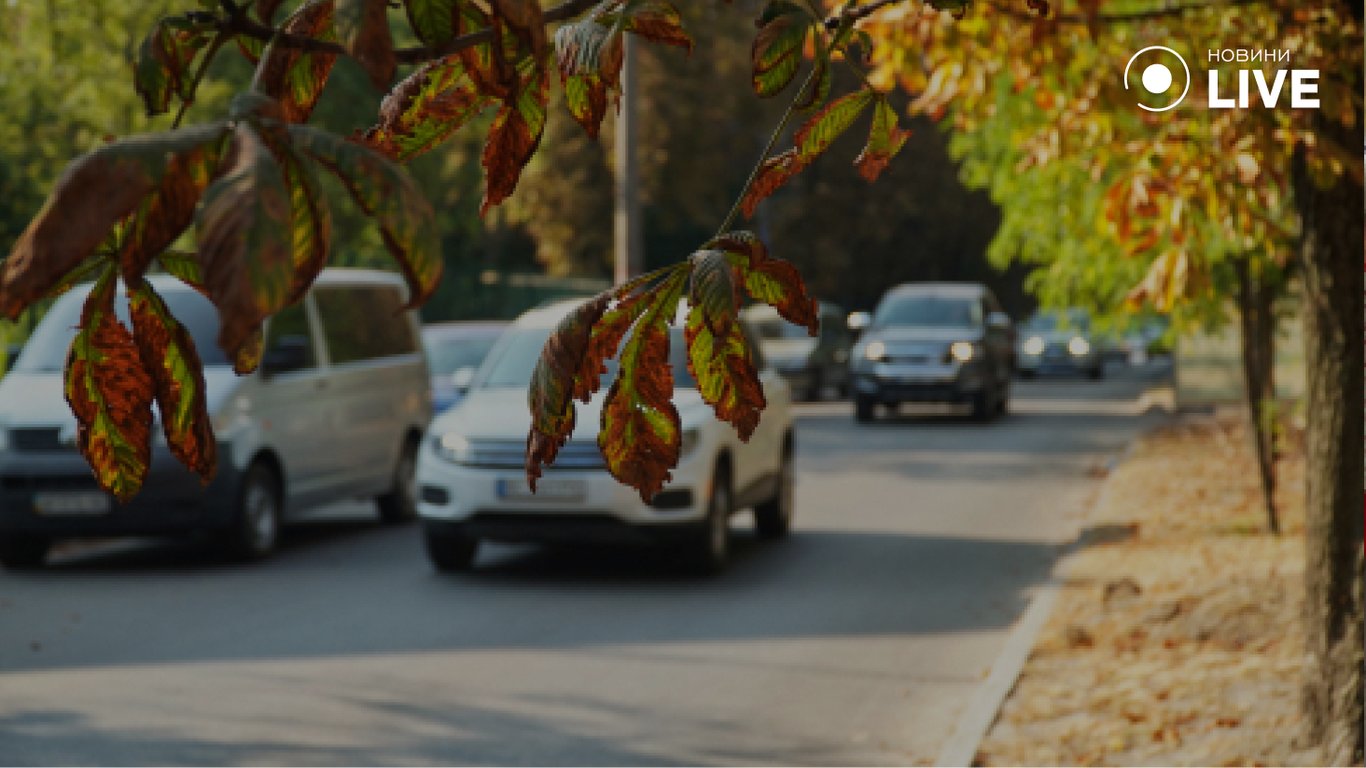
313, 286, 417, 365
263, 301, 316, 369
14, 283, 229, 373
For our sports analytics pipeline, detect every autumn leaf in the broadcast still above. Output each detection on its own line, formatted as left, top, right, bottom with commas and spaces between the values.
491, 0, 548, 60
709, 231, 818, 333
621, 0, 692, 52
288, 125, 442, 306
358, 54, 496, 161
740, 89, 874, 217
740, 149, 803, 218
134, 15, 213, 117
855, 98, 911, 181
0, 124, 232, 320
526, 293, 611, 491
554, 3, 624, 137
403, 0, 461, 46
688, 249, 739, 340
752, 1, 810, 97
270, 140, 333, 305
155, 251, 206, 293
234, 328, 266, 375
256, 0, 340, 124
599, 271, 687, 501
336, 0, 396, 89
64, 270, 155, 503
685, 305, 766, 440
195, 123, 295, 359
481, 64, 550, 215
129, 280, 217, 484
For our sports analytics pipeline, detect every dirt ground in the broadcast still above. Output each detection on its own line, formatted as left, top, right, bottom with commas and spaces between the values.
977, 409, 1322, 766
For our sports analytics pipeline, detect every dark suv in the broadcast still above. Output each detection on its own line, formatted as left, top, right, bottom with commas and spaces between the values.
849, 283, 1014, 421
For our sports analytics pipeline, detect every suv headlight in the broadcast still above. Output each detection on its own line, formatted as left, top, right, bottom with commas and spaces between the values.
948, 341, 977, 363
433, 432, 472, 464
863, 341, 886, 362
1022, 336, 1045, 356
1068, 336, 1091, 356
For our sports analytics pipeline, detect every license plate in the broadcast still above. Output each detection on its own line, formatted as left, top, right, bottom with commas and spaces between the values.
497, 477, 585, 502
33, 491, 110, 516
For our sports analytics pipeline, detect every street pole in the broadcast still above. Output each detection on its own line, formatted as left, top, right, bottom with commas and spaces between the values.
613, 34, 643, 286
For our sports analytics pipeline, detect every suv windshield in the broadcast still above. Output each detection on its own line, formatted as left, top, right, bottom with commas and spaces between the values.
15, 283, 229, 373
427, 335, 500, 375
479, 327, 697, 390
1026, 310, 1090, 333
873, 295, 980, 329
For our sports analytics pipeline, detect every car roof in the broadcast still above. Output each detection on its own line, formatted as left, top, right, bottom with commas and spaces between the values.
422, 321, 509, 339
107, 267, 406, 293
513, 296, 702, 330
882, 282, 987, 300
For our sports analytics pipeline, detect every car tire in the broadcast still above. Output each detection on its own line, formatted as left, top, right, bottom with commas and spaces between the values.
1089, 363, 1105, 381
224, 461, 282, 561
1019, 368, 1036, 380
754, 440, 794, 540
377, 436, 419, 525
0, 534, 51, 569
688, 462, 731, 575
996, 383, 1010, 416
855, 396, 876, 422
971, 389, 994, 421
424, 523, 478, 572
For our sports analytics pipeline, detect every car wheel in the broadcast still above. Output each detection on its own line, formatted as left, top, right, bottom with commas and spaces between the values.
0, 534, 51, 569
377, 437, 419, 524
424, 523, 479, 572
1019, 369, 1036, 380
688, 462, 731, 575
225, 461, 282, 561
996, 383, 1010, 416
1089, 363, 1105, 381
854, 396, 876, 422
754, 440, 794, 540
971, 389, 994, 421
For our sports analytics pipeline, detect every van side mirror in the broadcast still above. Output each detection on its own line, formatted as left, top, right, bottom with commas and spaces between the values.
451, 366, 476, 395
261, 336, 311, 378
987, 311, 1012, 331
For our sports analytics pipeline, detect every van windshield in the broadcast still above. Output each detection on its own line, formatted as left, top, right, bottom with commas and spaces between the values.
478, 327, 697, 390
14, 284, 229, 373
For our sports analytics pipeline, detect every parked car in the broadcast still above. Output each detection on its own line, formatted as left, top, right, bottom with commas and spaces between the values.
849, 283, 1014, 421
1016, 308, 1105, 380
742, 302, 852, 400
423, 321, 508, 412
0, 269, 431, 568
416, 299, 795, 575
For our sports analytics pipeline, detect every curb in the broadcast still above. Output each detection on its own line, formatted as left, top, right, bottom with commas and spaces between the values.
934, 440, 1144, 767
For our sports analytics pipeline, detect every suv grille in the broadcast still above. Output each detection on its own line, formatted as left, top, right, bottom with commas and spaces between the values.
464, 439, 606, 470
9, 427, 64, 452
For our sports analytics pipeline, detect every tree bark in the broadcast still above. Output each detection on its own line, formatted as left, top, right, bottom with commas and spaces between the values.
1293, 135, 1364, 763
1234, 260, 1280, 535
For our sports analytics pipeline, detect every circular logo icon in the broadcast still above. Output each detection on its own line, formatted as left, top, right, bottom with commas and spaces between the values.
1124, 46, 1190, 112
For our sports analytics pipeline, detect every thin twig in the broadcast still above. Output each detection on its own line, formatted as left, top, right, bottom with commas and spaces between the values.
172, 32, 228, 129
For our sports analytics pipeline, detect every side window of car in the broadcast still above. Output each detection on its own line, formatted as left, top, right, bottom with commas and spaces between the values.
263, 301, 317, 369
314, 286, 418, 365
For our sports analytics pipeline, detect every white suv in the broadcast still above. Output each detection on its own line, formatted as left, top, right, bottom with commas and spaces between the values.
416, 299, 795, 574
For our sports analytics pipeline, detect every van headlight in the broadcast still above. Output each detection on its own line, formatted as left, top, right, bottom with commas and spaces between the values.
1068, 337, 1091, 356
948, 341, 977, 363
1023, 336, 1046, 356
863, 341, 886, 362
433, 432, 472, 464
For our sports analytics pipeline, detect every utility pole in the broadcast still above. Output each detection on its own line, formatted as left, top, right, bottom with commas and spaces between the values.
613, 34, 643, 285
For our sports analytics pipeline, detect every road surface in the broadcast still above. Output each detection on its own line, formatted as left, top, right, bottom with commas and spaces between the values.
0, 364, 1171, 765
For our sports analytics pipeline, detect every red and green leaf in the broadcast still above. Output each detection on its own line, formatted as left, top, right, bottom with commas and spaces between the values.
740, 149, 803, 218
525, 292, 611, 490
794, 89, 874, 160
288, 125, 442, 306
491, 0, 548, 59
709, 231, 818, 333
64, 270, 155, 503
272, 141, 333, 305
336, 0, 397, 89
481, 64, 551, 215
685, 305, 766, 441
598, 271, 687, 501
0, 124, 233, 320
155, 251, 206, 293
234, 328, 266, 375
403, 0, 461, 46
855, 98, 911, 182
134, 15, 213, 117
129, 280, 217, 484
256, 0, 340, 124
195, 123, 296, 359
554, 3, 625, 137
688, 249, 739, 340
621, 0, 692, 52
358, 54, 496, 161
752, 1, 810, 97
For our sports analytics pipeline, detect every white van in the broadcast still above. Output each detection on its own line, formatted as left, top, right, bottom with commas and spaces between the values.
0, 269, 432, 567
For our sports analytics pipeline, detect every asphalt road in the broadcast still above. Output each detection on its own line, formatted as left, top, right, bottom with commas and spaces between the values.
0, 363, 1172, 766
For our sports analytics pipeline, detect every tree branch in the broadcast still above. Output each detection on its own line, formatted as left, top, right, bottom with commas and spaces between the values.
220, 0, 601, 65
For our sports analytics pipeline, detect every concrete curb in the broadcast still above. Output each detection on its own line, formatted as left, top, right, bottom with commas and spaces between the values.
934, 441, 1144, 767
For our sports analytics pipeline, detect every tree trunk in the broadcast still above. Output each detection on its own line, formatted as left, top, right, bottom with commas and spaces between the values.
1234, 260, 1280, 535
1293, 138, 1364, 764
